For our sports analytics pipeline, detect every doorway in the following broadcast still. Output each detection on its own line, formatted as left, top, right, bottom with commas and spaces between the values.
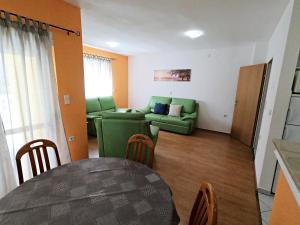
231, 63, 267, 148
253, 59, 273, 155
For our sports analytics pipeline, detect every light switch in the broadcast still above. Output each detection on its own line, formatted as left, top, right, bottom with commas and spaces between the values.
64, 95, 70, 105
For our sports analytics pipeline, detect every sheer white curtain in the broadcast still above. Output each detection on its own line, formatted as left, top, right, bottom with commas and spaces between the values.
84, 55, 112, 98
0, 117, 16, 198
0, 13, 70, 194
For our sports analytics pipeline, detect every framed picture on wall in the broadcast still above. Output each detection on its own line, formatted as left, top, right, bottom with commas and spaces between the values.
154, 69, 191, 81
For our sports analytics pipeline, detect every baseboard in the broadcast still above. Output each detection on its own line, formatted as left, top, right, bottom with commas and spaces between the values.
198, 128, 230, 135
257, 188, 274, 196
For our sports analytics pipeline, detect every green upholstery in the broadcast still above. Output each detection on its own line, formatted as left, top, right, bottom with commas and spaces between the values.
100, 96, 116, 111
87, 112, 102, 118
86, 98, 101, 113
102, 109, 115, 113
102, 112, 145, 120
171, 98, 195, 114
138, 106, 151, 114
149, 96, 171, 112
141, 96, 199, 135
152, 121, 194, 134
160, 116, 192, 126
145, 113, 164, 122
86, 96, 130, 136
94, 112, 159, 158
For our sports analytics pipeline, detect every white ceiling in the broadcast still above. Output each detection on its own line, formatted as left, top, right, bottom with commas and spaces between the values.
65, 0, 289, 55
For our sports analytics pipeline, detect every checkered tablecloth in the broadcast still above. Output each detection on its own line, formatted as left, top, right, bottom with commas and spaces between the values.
0, 158, 180, 225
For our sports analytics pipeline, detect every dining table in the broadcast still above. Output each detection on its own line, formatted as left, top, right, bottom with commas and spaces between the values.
0, 157, 180, 225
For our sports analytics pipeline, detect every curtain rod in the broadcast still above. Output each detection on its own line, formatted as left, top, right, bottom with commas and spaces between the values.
0, 9, 81, 36
83, 53, 116, 61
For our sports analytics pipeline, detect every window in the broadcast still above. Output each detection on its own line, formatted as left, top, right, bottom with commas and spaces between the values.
0, 16, 70, 186
83, 55, 112, 98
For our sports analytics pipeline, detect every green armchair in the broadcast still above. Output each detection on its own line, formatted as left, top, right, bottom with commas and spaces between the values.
86, 96, 131, 136
94, 112, 159, 158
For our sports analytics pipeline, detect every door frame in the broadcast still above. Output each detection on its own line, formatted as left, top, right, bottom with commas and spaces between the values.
253, 59, 273, 158
231, 63, 267, 148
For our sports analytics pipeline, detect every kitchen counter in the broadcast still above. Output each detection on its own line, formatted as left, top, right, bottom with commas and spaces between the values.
273, 139, 300, 207
269, 139, 300, 225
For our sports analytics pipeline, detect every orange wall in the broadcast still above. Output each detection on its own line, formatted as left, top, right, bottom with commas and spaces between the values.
269, 171, 300, 225
0, 0, 88, 160
83, 46, 128, 107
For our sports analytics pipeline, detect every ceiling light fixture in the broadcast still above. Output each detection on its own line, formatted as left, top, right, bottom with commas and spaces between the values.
106, 41, 119, 48
184, 30, 204, 39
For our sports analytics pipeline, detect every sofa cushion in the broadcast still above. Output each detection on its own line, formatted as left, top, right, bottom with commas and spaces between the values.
154, 103, 167, 115
100, 96, 116, 111
160, 115, 192, 127
149, 96, 171, 110
168, 104, 182, 117
145, 113, 164, 122
86, 98, 101, 113
171, 98, 195, 114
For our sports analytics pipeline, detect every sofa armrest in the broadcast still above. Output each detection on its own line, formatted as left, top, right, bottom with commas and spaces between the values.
136, 106, 151, 114
94, 118, 104, 157
181, 112, 197, 121
116, 108, 132, 113
182, 103, 199, 121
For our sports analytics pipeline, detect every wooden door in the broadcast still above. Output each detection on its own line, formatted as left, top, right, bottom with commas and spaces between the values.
231, 64, 266, 147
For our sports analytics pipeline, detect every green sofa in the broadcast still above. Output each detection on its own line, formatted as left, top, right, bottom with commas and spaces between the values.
139, 96, 199, 134
94, 112, 159, 158
86, 96, 130, 136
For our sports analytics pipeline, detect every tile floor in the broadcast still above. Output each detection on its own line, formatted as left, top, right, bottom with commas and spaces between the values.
258, 193, 274, 225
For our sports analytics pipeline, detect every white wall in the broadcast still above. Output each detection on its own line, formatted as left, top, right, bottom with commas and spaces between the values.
255, 0, 300, 191
251, 41, 268, 64
129, 45, 254, 133
127, 0, 300, 194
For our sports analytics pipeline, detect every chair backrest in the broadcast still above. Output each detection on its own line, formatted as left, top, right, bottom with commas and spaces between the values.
189, 182, 217, 225
126, 134, 155, 168
95, 112, 153, 158
16, 139, 61, 185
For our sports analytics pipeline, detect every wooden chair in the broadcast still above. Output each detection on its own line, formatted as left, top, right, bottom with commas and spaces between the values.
16, 139, 61, 185
189, 182, 217, 225
125, 134, 155, 168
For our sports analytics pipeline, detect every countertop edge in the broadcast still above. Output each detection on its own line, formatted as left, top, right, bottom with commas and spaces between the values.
275, 149, 300, 207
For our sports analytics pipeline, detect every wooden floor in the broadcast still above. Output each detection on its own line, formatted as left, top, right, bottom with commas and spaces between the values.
88, 129, 260, 225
